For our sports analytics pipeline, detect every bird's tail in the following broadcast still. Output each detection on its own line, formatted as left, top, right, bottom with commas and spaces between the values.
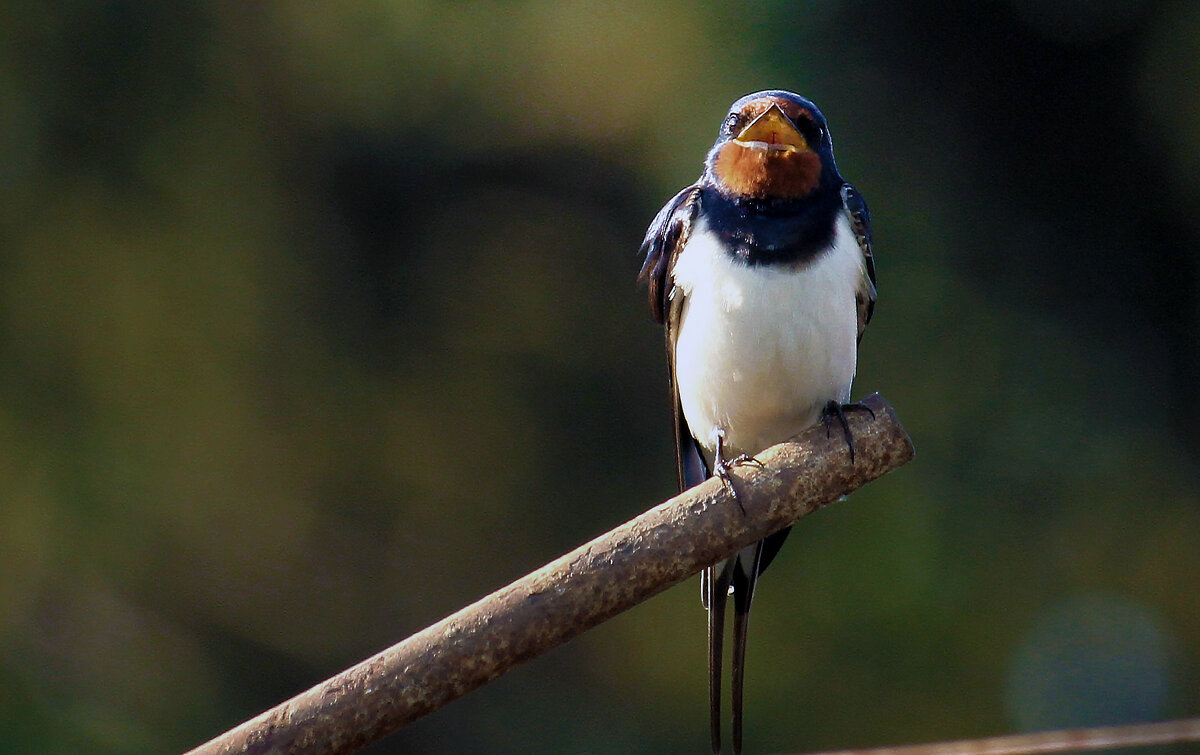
707, 539, 766, 755
706, 558, 734, 754
729, 541, 765, 755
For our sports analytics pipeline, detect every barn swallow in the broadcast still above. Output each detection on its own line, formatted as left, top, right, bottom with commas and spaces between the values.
638, 90, 877, 754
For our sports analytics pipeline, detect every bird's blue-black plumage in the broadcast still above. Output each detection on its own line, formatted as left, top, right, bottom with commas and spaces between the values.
697, 185, 844, 266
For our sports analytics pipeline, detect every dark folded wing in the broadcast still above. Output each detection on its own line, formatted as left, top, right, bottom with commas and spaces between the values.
637, 186, 701, 325
637, 186, 704, 492
841, 183, 877, 342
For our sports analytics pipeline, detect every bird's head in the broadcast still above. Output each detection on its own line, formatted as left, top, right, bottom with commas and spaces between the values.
704, 90, 836, 203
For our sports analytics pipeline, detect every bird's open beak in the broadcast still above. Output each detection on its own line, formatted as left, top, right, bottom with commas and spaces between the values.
734, 104, 809, 153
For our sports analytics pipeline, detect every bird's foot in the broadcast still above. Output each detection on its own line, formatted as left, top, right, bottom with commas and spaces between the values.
821, 400, 876, 462
712, 429, 763, 514
729, 453, 764, 470
713, 454, 764, 510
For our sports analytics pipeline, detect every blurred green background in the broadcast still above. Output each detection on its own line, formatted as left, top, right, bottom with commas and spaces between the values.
2, 1, 1198, 753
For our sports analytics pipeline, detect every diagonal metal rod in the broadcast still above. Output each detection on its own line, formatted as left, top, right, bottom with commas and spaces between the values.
795, 717, 1200, 755
185, 393, 914, 755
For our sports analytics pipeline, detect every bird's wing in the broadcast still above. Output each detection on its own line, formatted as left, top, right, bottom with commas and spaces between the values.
638, 186, 701, 324
637, 185, 705, 491
841, 183, 877, 342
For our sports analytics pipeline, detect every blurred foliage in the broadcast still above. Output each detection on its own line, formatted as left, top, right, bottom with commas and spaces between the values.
1, 1, 1198, 753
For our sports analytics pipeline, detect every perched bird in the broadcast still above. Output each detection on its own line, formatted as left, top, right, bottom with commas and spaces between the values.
637, 90, 877, 754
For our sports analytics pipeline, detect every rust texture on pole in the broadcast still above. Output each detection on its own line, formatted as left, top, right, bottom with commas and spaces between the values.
186, 393, 914, 755
796, 717, 1200, 755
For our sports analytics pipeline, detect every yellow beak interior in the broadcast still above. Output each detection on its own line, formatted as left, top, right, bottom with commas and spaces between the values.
734, 104, 810, 152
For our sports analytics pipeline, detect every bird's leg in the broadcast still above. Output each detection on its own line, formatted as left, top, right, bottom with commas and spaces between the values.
712, 428, 763, 513
821, 399, 876, 462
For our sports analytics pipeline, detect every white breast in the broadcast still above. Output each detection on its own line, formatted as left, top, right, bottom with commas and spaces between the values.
670, 213, 865, 461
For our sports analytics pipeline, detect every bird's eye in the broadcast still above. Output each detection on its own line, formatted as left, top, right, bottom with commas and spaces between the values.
798, 119, 825, 145
723, 113, 740, 134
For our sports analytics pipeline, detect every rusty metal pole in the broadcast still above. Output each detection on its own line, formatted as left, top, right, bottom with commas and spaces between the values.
186, 393, 914, 755
796, 717, 1200, 755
